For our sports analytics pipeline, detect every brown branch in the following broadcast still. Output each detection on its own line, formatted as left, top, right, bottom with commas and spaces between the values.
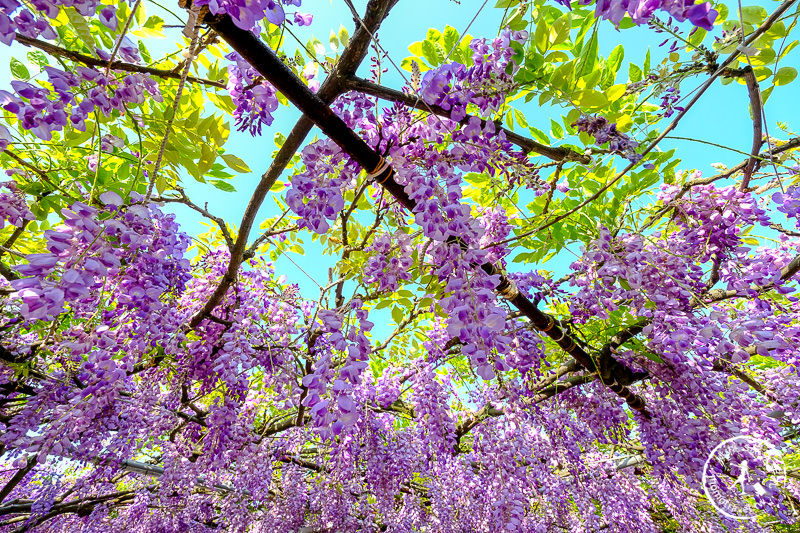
188, 0, 399, 328
153, 189, 234, 249
639, 136, 800, 230
533, 0, 799, 235
0, 456, 35, 503
1, 490, 137, 531
703, 253, 800, 302
14, 34, 226, 89
741, 66, 763, 190
343, 76, 589, 164
205, 4, 650, 417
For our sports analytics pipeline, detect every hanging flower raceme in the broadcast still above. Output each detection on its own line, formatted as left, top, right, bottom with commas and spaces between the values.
286, 138, 356, 233
774, 184, 800, 229
226, 51, 280, 136
573, 114, 643, 163
567, 0, 718, 30
363, 231, 414, 292
10, 192, 191, 322
0, 180, 33, 228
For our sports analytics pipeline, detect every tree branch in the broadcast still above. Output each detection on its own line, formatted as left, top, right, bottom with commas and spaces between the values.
188, 0, 400, 328
0, 456, 35, 503
14, 34, 226, 89
204, 4, 651, 416
741, 66, 763, 190
343, 76, 590, 164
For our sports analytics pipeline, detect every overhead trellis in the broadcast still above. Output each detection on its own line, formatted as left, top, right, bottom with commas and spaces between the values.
185, 0, 652, 416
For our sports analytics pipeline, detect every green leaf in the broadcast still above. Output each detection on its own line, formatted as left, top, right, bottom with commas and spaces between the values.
156, 174, 167, 195
629, 63, 642, 82
221, 153, 251, 173
329, 30, 340, 51
391, 306, 405, 324
606, 45, 624, 76
760, 86, 774, 105
209, 179, 236, 192
550, 12, 571, 47
199, 144, 216, 175
144, 15, 164, 29
574, 89, 608, 111
10, 58, 29, 80
338, 25, 350, 47
550, 60, 575, 90
687, 28, 706, 48
26, 51, 48, 69
513, 109, 528, 128
421, 40, 439, 67
529, 127, 549, 145
443, 25, 459, 54
509, 40, 525, 65
774, 66, 797, 86
550, 119, 564, 140
66, 8, 95, 51
605, 84, 626, 102
642, 351, 665, 364
534, 19, 548, 54
575, 29, 598, 79
740, 5, 767, 25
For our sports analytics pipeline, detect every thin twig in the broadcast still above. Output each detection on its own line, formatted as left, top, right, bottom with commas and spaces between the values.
14, 34, 225, 88
741, 66, 763, 190
144, 25, 201, 201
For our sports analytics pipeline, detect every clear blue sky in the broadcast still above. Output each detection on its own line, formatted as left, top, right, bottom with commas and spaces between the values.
2, 0, 798, 300
172, 0, 799, 295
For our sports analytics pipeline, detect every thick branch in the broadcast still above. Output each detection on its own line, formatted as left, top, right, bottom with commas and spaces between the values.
343, 76, 590, 164
0, 457, 35, 503
204, 6, 650, 416
188, 0, 399, 327
741, 66, 763, 190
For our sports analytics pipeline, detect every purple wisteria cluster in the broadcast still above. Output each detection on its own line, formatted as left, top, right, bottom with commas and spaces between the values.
0, 0, 171, 151
0, 63, 160, 142
286, 138, 356, 233
0, 180, 33, 228
0, 0, 57, 46
193, 0, 307, 31
0, 0, 140, 46
3, 2, 800, 530
10, 192, 190, 322
573, 114, 643, 163
293, 300, 374, 438
420, 29, 529, 122
226, 51, 280, 135
658, 86, 684, 117
363, 231, 414, 292
568, 0, 719, 30
386, 134, 514, 381
774, 184, 800, 228
571, 184, 772, 322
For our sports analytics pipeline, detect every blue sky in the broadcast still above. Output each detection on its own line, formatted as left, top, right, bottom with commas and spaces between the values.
171, 0, 799, 295
2, 0, 798, 302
